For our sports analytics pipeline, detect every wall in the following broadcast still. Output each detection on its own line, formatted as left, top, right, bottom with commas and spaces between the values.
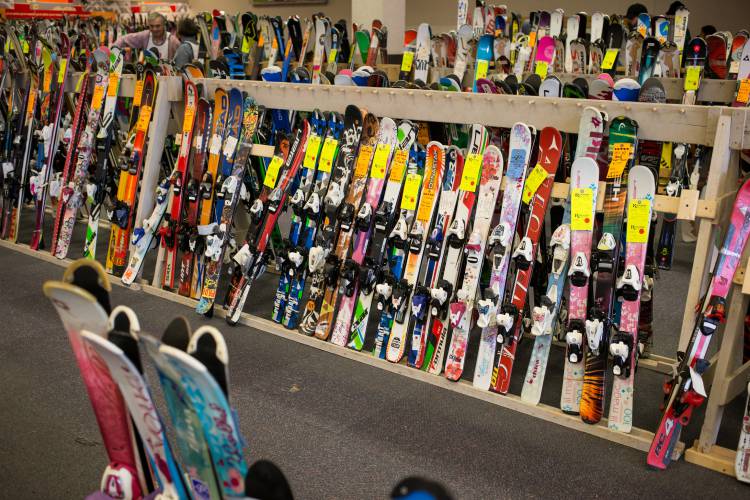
188, 0, 747, 41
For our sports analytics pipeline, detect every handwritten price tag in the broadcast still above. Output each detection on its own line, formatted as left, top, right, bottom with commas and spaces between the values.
264, 155, 284, 188
318, 137, 338, 173
534, 61, 549, 78
522, 163, 548, 204
133, 79, 145, 106
459, 153, 483, 191
400, 51, 415, 73
371, 143, 391, 179
626, 199, 651, 243
528, 31, 537, 48
303, 135, 322, 169
684, 66, 701, 91
107, 73, 120, 97
43, 68, 52, 93
136, 105, 152, 132
57, 59, 68, 84
607, 143, 633, 178
601, 49, 619, 70
389, 149, 409, 181
355, 145, 374, 177
401, 172, 421, 211
475, 59, 489, 80
736, 79, 750, 104
91, 85, 105, 110
571, 188, 594, 231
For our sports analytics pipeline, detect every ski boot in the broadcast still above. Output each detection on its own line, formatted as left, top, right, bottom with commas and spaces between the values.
565, 319, 585, 363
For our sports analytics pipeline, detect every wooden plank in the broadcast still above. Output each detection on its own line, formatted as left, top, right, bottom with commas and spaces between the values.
684, 444, 737, 477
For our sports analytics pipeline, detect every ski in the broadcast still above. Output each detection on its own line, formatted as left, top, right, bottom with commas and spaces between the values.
490, 126, 562, 394
737, 381, 750, 483
444, 145, 503, 381
608, 165, 656, 432
648, 179, 750, 469
473, 122, 532, 389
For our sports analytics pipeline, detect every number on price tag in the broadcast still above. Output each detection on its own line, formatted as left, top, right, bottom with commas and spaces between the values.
684, 66, 701, 91
626, 199, 651, 243
264, 156, 284, 188
571, 188, 594, 231
318, 138, 337, 172
607, 143, 633, 178
401, 51, 415, 72
459, 153, 483, 191
371, 143, 391, 179
534, 61, 549, 78
522, 163, 548, 204
136, 105, 152, 132
475, 59, 489, 80
355, 145, 374, 177
401, 172, 421, 211
389, 149, 408, 181
601, 49, 619, 70
133, 79, 145, 106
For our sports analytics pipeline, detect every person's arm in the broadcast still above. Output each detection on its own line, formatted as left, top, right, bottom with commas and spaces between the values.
168, 35, 182, 59
112, 30, 149, 50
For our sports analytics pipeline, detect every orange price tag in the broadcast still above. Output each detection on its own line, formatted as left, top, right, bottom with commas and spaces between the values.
607, 143, 633, 178
737, 79, 750, 104
133, 79, 144, 107
91, 84, 105, 110
136, 105, 152, 132
355, 145, 374, 177
107, 73, 120, 97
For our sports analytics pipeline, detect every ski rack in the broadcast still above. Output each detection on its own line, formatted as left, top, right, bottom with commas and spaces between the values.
8, 73, 750, 474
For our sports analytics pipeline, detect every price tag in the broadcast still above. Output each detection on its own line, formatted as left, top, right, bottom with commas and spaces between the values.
303, 135, 322, 169
74, 72, 86, 93
355, 145, 374, 177
91, 84, 105, 110
133, 79, 144, 106
400, 51, 415, 72
534, 61, 549, 78
607, 143, 633, 178
26, 92, 36, 122
684, 66, 701, 91
522, 163, 548, 204
136, 105, 152, 132
107, 74, 120, 97
637, 25, 647, 38
626, 198, 651, 243
264, 155, 284, 188
659, 142, 673, 193
416, 184, 437, 222
328, 48, 338, 64
57, 59, 68, 84
183, 106, 196, 131
475, 59, 489, 80
601, 49, 619, 70
193, 133, 204, 150
736, 79, 750, 104
570, 188, 594, 231
401, 172, 421, 211
388, 149, 408, 181
459, 153, 483, 191
729, 61, 740, 74
371, 143, 391, 179
209, 134, 223, 155
223, 136, 238, 158
318, 137, 338, 172
241, 36, 251, 54
528, 31, 537, 48
43, 68, 52, 93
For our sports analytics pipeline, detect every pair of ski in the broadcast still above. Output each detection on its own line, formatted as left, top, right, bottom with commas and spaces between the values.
45, 259, 248, 499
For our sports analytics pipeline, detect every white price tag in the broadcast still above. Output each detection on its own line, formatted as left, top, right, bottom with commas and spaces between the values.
209, 134, 222, 155
223, 136, 238, 158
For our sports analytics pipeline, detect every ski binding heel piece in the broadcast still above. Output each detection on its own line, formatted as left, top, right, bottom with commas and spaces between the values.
476, 291, 498, 328
616, 263, 641, 301
565, 319, 585, 363
531, 296, 555, 336
585, 318, 604, 355
512, 236, 533, 270
609, 331, 633, 377
495, 305, 517, 345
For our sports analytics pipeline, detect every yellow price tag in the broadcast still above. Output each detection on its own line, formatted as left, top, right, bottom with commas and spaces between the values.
318, 137, 338, 173
91, 84, 105, 110
626, 199, 651, 243
328, 48, 338, 64
401, 172, 421, 211
528, 31, 537, 48
57, 59, 68, 84
534, 61, 549, 78
264, 155, 284, 188
570, 188, 594, 231
607, 143, 633, 178
684, 66, 701, 92
400, 51, 415, 73
107, 74, 120, 97
355, 145, 374, 177
601, 49, 619, 70
737, 79, 750, 104
388, 149, 408, 181
371, 143, 391, 179
475, 59, 489, 80
74, 72, 86, 93
133, 79, 145, 107
459, 153, 483, 191
241, 36, 251, 54
43, 68, 52, 93
659, 143, 673, 193
522, 163, 548, 204
303, 135, 322, 169
136, 105, 152, 132
416, 183, 437, 222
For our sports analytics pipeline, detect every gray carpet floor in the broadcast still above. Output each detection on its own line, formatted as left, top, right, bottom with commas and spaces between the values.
1, 238, 749, 498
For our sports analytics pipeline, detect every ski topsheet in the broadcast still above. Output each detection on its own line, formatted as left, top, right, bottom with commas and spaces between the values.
490, 127, 562, 394
473, 123, 532, 389
444, 145, 503, 381
608, 165, 656, 432
737, 381, 750, 483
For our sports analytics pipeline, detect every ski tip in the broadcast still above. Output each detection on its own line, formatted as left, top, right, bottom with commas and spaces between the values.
109, 305, 141, 339
162, 316, 192, 351
63, 258, 112, 312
